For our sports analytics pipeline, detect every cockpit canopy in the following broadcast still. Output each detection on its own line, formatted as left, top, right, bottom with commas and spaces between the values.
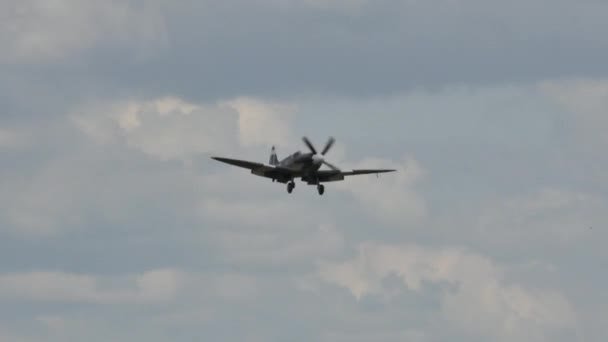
280, 150, 303, 164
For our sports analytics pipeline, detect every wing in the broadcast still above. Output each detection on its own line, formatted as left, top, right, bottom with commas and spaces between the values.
212, 157, 295, 183
342, 169, 397, 176
212, 157, 264, 170
316, 169, 396, 182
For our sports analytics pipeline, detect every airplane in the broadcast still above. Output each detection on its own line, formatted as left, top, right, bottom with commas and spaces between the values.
211, 137, 396, 195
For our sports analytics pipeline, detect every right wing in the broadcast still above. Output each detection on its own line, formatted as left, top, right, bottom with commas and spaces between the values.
212, 157, 264, 170
316, 169, 396, 182
211, 157, 296, 183
342, 169, 397, 176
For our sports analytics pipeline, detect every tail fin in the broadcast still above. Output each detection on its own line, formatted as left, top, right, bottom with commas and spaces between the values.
269, 146, 279, 166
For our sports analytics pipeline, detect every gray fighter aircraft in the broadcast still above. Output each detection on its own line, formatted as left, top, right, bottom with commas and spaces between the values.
212, 137, 396, 195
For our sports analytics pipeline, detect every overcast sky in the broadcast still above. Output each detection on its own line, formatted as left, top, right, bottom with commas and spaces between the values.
1, 0, 608, 341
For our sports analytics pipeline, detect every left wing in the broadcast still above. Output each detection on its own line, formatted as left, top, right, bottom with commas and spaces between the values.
212, 157, 296, 183
341, 169, 397, 176
316, 169, 396, 182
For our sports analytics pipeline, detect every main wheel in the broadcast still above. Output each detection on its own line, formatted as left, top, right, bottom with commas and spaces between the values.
317, 184, 325, 195
287, 182, 295, 194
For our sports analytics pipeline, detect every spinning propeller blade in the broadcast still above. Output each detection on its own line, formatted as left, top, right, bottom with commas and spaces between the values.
321, 137, 335, 156
323, 160, 340, 171
302, 136, 317, 155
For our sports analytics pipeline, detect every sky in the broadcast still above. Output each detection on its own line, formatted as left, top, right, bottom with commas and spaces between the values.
1, 0, 608, 341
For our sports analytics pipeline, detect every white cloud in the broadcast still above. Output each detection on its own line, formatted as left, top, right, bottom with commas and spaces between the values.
263, 0, 370, 14
319, 243, 577, 341
301, 0, 369, 12
0, 268, 271, 318
0, 140, 204, 235
320, 330, 427, 342
2, 94, 298, 235
334, 156, 427, 225
2, 0, 608, 339
0, 269, 179, 304
1, 157, 86, 235
0, 127, 27, 149
213, 223, 344, 265
73, 96, 296, 161
1, 151, 122, 235
37, 315, 67, 334
476, 188, 606, 249
201, 198, 303, 226
72, 97, 239, 160
211, 274, 259, 300
136, 269, 180, 302
222, 97, 296, 149
0, 0, 167, 63
539, 79, 608, 146
0, 330, 37, 342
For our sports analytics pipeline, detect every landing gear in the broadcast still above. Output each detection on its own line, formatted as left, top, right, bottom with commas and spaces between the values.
286, 181, 324, 195
287, 181, 296, 194
317, 184, 325, 196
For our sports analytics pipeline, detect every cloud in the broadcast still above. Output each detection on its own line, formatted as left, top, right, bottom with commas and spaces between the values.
1, 156, 86, 235
0, 136, 206, 236
37, 315, 67, 334
540, 79, 608, 146
264, 0, 370, 13
222, 97, 296, 149
0, 0, 167, 63
319, 243, 578, 341
212, 223, 344, 266
2, 0, 608, 340
2, 94, 298, 236
72, 96, 296, 161
320, 330, 427, 342
71, 0, 607, 99
0, 150, 142, 235
137, 269, 180, 302
0, 330, 37, 342
72, 97, 238, 160
301, 0, 369, 11
201, 198, 304, 227
0, 269, 179, 304
476, 188, 606, 250
0, 127, 27, 149
334, 157, 427, 225
3, 0, 608, 104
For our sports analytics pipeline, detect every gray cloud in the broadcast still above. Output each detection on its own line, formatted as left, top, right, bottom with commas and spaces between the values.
3, 0, 608, 105
2, 83, 607, 340
2, 1, 608, 341
0, 0, 167, 63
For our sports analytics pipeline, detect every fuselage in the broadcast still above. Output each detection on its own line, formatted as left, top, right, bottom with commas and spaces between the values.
278, 151, 323, 175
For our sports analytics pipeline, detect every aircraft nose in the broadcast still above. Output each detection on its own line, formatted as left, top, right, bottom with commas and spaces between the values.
312, 155, 324, 164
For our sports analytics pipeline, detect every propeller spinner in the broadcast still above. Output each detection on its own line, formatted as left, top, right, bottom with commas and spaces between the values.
302, 136, 340, 171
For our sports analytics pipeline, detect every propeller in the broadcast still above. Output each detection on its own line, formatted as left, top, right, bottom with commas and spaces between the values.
321, 137, 335, 155
302, 136, 340, 171
302, 136, 317, 155
322, 160, 340, 171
